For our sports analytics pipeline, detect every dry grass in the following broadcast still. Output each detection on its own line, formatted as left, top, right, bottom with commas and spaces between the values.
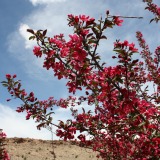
5, 138, 101, 160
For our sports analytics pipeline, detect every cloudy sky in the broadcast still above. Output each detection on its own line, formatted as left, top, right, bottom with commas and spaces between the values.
0, 0, 160, 140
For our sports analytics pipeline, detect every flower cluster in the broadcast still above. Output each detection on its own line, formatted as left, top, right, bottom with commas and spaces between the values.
136, 31, 160, 98
0, 130, 10, 160
113, 16, 123, 26
143, 0, 160, 23
33, 46, 42, 57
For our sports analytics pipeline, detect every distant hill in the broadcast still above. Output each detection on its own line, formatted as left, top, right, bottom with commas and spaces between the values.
5, 138, 100, 160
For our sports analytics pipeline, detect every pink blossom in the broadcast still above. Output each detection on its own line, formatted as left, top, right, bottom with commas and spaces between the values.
33, 46, 42, 57
6, 74, 11, 79
113, 16, 123, 26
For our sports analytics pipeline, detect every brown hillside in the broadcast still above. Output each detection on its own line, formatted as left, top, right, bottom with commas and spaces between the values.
5, 138, 101, 160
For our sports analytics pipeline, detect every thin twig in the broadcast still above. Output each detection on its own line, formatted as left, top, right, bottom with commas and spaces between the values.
117, 16, 143, 19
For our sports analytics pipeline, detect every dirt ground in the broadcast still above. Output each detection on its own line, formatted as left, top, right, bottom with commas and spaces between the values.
5, 138, 102, 160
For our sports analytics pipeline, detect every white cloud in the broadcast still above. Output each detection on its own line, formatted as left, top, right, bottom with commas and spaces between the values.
29, 0, 66, 6
19, 23, 35, 49
0, 103, 53, 140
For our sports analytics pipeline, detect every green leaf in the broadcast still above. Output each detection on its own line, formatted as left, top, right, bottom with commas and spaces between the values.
14, 81, 20, 86
138, 121, 146, 127
29, 36, 35, 40
113, 49, 124, 54
2, 84, 8, 87
46, 112, 55, 116
86, 33, 93, 38
88, 39, 97, 44
1, 81, 7, 84
92, 27, 99, 35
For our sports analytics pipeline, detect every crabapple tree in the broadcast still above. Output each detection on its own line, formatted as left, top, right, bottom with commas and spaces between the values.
2, 0, 160, 159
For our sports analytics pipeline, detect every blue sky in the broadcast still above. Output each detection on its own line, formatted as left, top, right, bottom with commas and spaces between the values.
0, 0, 160, 140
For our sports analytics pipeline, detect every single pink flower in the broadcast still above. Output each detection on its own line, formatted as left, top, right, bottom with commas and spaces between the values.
33, 46, 42, 57
6, 74, 11, 79
13, 74, 17, 78
113, 16, 123, 26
